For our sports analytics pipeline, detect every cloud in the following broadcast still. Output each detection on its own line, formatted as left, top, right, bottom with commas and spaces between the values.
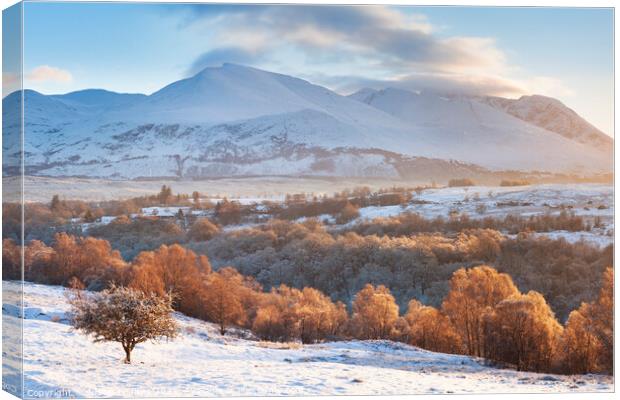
187, 48, 263, 75
309, 71, 525, 98
183, 6, 505, 71
176, 5, 570, 99
26, 65, 73, 83
3, 72, 20, 95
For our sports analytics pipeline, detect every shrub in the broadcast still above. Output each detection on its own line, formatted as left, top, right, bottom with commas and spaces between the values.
214, 199, 243, 225
335, 202, 360, 225
187, 218, 220, 242
500, 179, 530, 187
448, 178, 476, 187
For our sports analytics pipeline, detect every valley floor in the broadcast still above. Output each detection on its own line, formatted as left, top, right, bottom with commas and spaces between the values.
12, 176, 427, 202
2, 282, 613, 398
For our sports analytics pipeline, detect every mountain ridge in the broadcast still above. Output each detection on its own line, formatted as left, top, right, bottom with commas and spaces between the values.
2, 63, 613, 180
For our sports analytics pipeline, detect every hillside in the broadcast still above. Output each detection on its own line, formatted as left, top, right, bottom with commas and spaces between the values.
2, 281, 613, 397
2, 64, 613, 179
481, 94, 613, 150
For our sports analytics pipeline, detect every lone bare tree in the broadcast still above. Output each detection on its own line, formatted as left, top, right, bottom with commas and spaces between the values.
68, 285, 178, 363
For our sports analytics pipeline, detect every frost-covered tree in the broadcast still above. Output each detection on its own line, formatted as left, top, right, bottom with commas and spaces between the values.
68, 285, 178, 363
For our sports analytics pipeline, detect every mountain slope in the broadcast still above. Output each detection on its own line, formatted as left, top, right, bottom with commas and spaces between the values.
3, 64, 613, 179
480, 95, 612, 150
348, 87, 612, 173
3, 281, 612, 397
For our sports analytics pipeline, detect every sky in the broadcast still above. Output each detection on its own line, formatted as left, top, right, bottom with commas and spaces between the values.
7, 3, 615, 136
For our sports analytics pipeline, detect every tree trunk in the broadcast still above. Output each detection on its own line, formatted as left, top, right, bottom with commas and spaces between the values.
123, 344, 132, 364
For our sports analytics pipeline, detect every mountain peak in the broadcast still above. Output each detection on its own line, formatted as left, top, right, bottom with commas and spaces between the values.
192, 62, 265, 79
518, 94, 568, 109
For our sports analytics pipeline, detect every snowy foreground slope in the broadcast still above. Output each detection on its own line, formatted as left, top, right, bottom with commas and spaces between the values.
2, 282, 613, 398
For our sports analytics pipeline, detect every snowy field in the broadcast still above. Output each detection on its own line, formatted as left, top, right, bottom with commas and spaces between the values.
13, 176, 424, 202
357, 184, 613, 222
351, 184, 614, 247
2, 281, 613, 398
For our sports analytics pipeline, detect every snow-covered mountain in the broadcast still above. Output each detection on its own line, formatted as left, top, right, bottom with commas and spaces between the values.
2, 64, 612, 180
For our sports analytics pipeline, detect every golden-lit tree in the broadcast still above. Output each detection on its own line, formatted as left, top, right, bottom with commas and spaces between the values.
560, 302, 601, 373
202, 267, 248, 335
350, 284, 399, 339
48, 233, 79, 284
44, 233, 126, 287
591, 267, 613, 373
252, 285, 301, 342
75, 237, 127, 289
129, 244, 210, 316
403, 299, 462, 354
24, 240, 53, 281
442, 266, 519, 357
2, 239, 21, 279
295, 287, 347, 344
560, 267, 613, 374
251, 285, 346, 343
486, 291, 562, 372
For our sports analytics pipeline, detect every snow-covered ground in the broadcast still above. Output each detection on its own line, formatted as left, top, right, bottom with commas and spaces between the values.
362, 184, 614, 221
2, 281, 613, 398
352, 184, 614, 247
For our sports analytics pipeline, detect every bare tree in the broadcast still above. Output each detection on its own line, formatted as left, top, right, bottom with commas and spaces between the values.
68, 285, 178, 363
